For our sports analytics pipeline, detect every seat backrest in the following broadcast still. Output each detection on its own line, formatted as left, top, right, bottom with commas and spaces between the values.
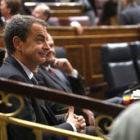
0, 49, 5, 67
129, 41, 140, 80
55, 47, 67, 58
47, 17, 60, 26
67, 16, 91, 26
101, 43, 139, 97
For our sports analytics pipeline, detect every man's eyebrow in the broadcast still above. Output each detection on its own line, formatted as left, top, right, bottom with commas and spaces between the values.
36, 34, 45, 39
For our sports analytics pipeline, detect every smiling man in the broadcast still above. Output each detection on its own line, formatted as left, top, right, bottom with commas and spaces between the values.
35, 33, 96, 135
0, 15, 86, 140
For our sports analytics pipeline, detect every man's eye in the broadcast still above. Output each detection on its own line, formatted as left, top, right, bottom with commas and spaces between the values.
37, 38, 43, 42
50, 45, 54, 48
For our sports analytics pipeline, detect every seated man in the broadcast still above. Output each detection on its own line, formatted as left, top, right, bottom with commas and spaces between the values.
0, 15, 86, 140
35, 33, 95, 134
32, 4, 84, 35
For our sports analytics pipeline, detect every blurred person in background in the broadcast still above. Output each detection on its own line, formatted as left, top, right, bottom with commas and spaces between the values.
71, 0, 97, 26
119, 0, 140, 25
0, 0, 21, 24
32, 4, 84, 34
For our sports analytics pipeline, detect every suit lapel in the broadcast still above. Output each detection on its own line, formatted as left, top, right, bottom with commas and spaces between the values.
6, 56, 31, 83
42, 67, 72, 92
52, 68, 72, 92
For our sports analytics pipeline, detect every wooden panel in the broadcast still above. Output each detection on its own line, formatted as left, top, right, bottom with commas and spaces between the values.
89, 44, 103, 84
24, 2, 84, 11
53, 34, 140, 86
47, 26, 77, 36
64, 45, 86, 82
51, 10, 83, 18
47, 25, 140, 36
0, 34, 5, 50
47, 2, 83, 11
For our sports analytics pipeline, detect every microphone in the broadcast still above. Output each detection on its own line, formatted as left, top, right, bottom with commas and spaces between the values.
123, 83, 140, 95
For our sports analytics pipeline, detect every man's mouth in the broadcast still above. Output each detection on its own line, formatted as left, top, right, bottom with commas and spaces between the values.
38, 52, 47, 57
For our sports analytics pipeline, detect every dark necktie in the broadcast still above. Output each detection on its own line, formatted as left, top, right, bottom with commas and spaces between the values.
31, 76, 38, 85
48, 68, 55, 76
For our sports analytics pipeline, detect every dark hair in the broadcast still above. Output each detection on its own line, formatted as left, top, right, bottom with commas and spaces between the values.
4, 0, 21, 15
43, 10, 51, 21
4, 15, 46, 55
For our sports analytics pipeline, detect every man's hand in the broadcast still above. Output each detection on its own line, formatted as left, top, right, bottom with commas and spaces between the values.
53, 58, 74, 74
65, 106, 86, 133
82, 109, 95, 126
70, 21, 84, 35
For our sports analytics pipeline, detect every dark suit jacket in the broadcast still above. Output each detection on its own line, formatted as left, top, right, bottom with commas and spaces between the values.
35, 66, 86, 114
119, 3, 140, 25
0, 56, 73, 140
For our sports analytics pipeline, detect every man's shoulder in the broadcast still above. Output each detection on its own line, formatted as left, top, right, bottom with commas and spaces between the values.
0, 56, 27, 82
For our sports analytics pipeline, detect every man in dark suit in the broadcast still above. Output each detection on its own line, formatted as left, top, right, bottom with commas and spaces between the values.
35, 34, 95, 131
119, 0, 140, 25
0, 15, 86, 140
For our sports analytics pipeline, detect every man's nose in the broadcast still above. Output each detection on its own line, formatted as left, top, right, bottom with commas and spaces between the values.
43, 41, 51, 50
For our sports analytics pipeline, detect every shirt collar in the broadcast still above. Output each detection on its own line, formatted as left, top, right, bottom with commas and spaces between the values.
16, 59, 34, 80
45, 65, 51, 71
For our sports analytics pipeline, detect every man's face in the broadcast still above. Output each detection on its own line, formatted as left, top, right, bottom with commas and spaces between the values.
19, 23, 50, 68
32, 6, 47, 21
45, 35, 55, 64
0, 0, 9, 17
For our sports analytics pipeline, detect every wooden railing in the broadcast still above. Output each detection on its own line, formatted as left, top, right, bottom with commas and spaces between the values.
0, 77, 125, 140
0, 111, 103, 140
0, 77, 125, 116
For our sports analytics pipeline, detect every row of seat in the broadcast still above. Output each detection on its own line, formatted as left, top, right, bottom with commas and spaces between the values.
101, 41, 140, 98
48, 15, 91, 26
24, 1, 109, 26
25, 2, 90, 26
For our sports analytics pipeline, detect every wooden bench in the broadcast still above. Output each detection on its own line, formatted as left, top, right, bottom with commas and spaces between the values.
47, 25, 140, 36
24, 2, 84, 25
24, 2, 84, 11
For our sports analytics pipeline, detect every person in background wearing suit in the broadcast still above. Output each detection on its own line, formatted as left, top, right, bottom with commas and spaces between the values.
119, 0, 140, 25
0, 15, 86, 140
32, 4, 84, 35
0, 0, 21, 24
32, 4, 60, 26
71, 0, 97, 26
35, 33, 96, 135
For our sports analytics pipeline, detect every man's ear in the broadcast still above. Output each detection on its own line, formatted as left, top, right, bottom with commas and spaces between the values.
13, 36, 23, 51
45, 15, 49, 21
